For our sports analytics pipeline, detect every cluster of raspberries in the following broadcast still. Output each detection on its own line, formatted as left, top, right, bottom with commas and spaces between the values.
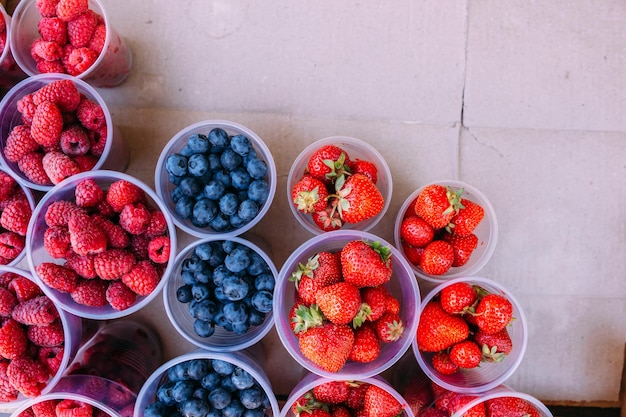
32, 0, 107, 76
36, 177, 171, 311
0, 271, 66, 401
5, 79, 107, 187
0, 171, 32, 264
16, 397, 123, 417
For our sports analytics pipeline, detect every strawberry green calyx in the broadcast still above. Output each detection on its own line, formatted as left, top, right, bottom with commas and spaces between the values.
289, 257, 318, 287
352, 303, 373, 328
367, 240, 392, 266
481, 343, 507, 363
292, 304, 325, 334
294, 186, 325, 213
323, 152, 350, 183
294, 391, 327, 416
444, 186, 466, 216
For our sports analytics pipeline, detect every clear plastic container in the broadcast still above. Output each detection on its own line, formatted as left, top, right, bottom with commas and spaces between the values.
274, 229, 420, 380
0, 5, 27, 90
0, 74, 129, 192
25, 170, 177, 320
155, 119, 277, 239
9, 0, 132, 87
287, 136, 393, 235
164, 235, 278, 352
0, 167, 36, 267
394, 180, 498, 283
413, 277, 527, 394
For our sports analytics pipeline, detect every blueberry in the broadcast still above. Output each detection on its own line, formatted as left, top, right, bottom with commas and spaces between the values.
237, 200, 259, 222
248, 309, 266, 327
230, 134, 252, 156
207, 153, 222, 171
187, 359, 211, 380
251, 290, 273, 314
176, 285, 193, 303
229, 214, 248, 229
188, 154, 210, 177
192, 386, 209, 401
220, 374, 239, 392
220, 148, 243, 171
212, 359, 235, 376
247, 179, 269, 204
204, 180, 226, 200
166, 154, 188, 177
182, 256, 206, 273
243, 409, 266, 417
156, 381, 177, 405
222, 276, 249, 301
212, 169, 232, 188
194, 319, 215, 338
207, 409, 222, 417
181, 270, 196, 285
222, 399, 245, 417
189, 299, 218, 321
231, 321, 250, 334
211, 265, 229, 287
218, 193, 239, 216
192, 199, 218, 227
186, 133, 210, 154
223, 301, 248, 325
239, 386, 265, 409
210, 212, 233, 232
144, 401, 175, 417
246, 252, 269, 276
214, 310, 229, 328
201, 371, 221, 391
194, 243, 213, 260
245, 157, 267, 180
207, 242, 226, 266
179, 177, 203, 197
172, 380, 195, 403
207, 386, 232, 410
167, 362, 190, 381
208, 128, 229, 152
243, 148, 258, 165
231, 367, 255, 390
180, 398, 211, 417
168, 173, 183, 186
231, 167, 252, 191
224, 247, 251, 273
221, 240, 237, 254
191, 284, 212, 301
170, 186, 185, 202
254, 273, 275, 292
175, 196, 194, 219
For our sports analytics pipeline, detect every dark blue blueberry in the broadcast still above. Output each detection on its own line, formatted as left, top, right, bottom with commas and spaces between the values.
171, 380, 195, 403
254, 273, 274, 292
181, 270, 196, 285
192, 198, 218, 227
156, 381, 178, 405
188, 153, 210, 177
231, 167, 252, 191
166, 154, 188, 177
170, 186, 185, 202
175, 196, 194, 219
221, 240, 237, 253
247, 179, 269, 204
194, 269, 212, 284
242, 409, 265, 417
187, 359, 211, 380
230, 134, 252, 156
179, 144, 195, 157
210, 212, 233, 232
214, 286, 228, 303
242, 148, 258, 166
180, 398, 211, 417
222, 399, 245, 417
220, 374, 239, 392
248, 309, 266, 327
144, 401, 175, 417
179, 177, 203, 197
231, 321, 250, 334
191, 284, 212, 301
246, 252, 269, 276
207, 242, 227, 266
220, 148, 243, 171
237, 200, 259, 222
211, 265, 230, 287
194, 319, 215, 338
229, 214, 248, 229
192, 386, 209, 401
168, 173, 183, 186
251, 290, 273, 314
214, 310, 229, 328
231, 367, 255, 390
221, 276, 249, 301
204, 180, 226, 200
167, 362, 190, 381
219, 193, 239, 216
186, 133, 210, 154
223, 301, 248, 325
207, 409, 222, 417
245, 157, 266, 179
212, 359, 235, 376
207, 386, 232, 410
201, 371, 221, 391
238, 386, 264, 409
194, 243, 213, 260
189, 299, 218, 321
182, 256, 206, 273
212, 169, 232, 188
207, 153, 222, 171
224, 247, 251, 273
176, 285, 193, 303
208, 128, 229, 152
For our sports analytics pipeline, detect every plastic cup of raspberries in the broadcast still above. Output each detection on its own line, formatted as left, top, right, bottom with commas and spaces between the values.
9, 0, 132, 87
135, 349, 281, 417
412, 276, 528, 394
273, 229, 420, 380
0, 167, 36, 267
25, 170, 177, 320
163, 236, 278, 352
0, 4, 28, 90
0, 74, 129, 193
394, 180, 498, 283
280, 372, 415, 417
0, 265, 84, 411
155, 119, 277, 239
287, 136, 393, 235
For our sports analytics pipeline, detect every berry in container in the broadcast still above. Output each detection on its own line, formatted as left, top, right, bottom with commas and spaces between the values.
0, 4, 27, 90
0, 167, 36, 267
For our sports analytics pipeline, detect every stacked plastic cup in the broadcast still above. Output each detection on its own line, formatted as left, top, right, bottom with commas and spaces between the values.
0, 4, 27, 90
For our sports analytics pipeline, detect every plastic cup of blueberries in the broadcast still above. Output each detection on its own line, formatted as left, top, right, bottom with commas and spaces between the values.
0, 4, 27, 90
10, 0, 132, 87
164, 236, 278, 352
155, 120, 277, 239
134, 349, 280, 417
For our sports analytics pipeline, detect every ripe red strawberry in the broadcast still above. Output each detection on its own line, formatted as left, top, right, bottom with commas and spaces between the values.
417, 301, 469, 352
121, 260, 160, 296
333, 174, 384, 224
289, 304, 325, 336
449, 340, 482, 369
18, 152, 52, 186
59, 124, 90, 156
56, 0, 89, 21
0, 199, 32, 236
307, 144, 350, 184
0, 318, 28, 359
32, 79, 81, 113
448, 198, 484, 237
12, 295, 57, 326
340, 240, 392, 288
291, 275, 322, 306
27, 320, 65, 347
67, 211, 107, 256
473, 327, 513, 362
345, 382, 368, 410
362, 384, 402, 417
349, 159, 378, 184
330, 405, 352, 417
439, 281, 478, 314
42, 151, 80, 184
292, 175, 329, 214
360, 286, 388, 322
442, 232, 479, 267
76, 97, 106, 130
67, 10, 98, 48
298, 323, 354, 373
474, 294, 513, 334
313, 381, 350, 404
348, 323, 380, 363
70, 278, 107, 307
105, 281, 137, 311
31, 101, 63, 148
414, 184, 464, 229
432, 351, 459, 375
36, 262, 79, 293
402, 375, 434, 416
312, 207, 343, 232
373, 312, 404, 343
106, 179, 146, 212
485, 396, 540, 417
419, 240, 454, 275
6, 357, 49, 397
93, 249, 136, 280
449, 395, 486, 417
315, 281, 361, 325
400, 215, 434, 248
4, 125, 40, 163
401, 241, 424, 266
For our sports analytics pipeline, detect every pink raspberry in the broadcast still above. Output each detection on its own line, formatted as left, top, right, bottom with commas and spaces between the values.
7, 277, 43, 302
0, 271, 18, 287
36, 59, 65, 74
63, 46, 97, 76
64, 253, 96, 279
93, 249, 136, 280
0, 361, 19, 402
56, 0, 89, 22
0, 171, 16, 202
75, 178, 104, 207
0, 232, 25, 261
0, 188, 28, 212
106, 180, 146, 212
87, 125, 107, 156
37, 346, 65, 376
0, 319, 28, 360
4, 125, 40, 163
76, 97, 105, 130
148, 235, 171, 264
27, 320, 65, 347
56, 399, 93, 417
59, 124, 90, 156
72, 154, 99, 172
88, 23, 106, 54
42, 151, 80, 184
44, 200, 84, 227
105, 281, 136, 311
38, 17, 68, 44
145, 211, 168, 237
91, 215, 130, 248
44, 225, 72, 259
67, 10, 98, 48
119, 203, 151, 235
30, 39, 63, 62
6, 357, 49, 397
37, 0, 61, 18
70, 278, 107, 307
32, 79, 81, 113
12, 295, 58, 326
19, 152, 52, 186
31, 101, 63, 148
67, 211, 107, 256
121, 260, 159, 296
129, 234, 149, 260
16, 94, 37, 125
0, 199, 32, 236
35, 262, 79, 293
0, 288, 17, 317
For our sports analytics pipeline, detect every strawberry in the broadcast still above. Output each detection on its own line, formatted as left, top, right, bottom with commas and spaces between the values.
373, 312, 404, 343
307, 145, 350, 184
290, 304, 325, 336
345, 382, 368, 410
414, 184, 464, 229
449, 395, 486, 417
448, 198, 484, 237
400, 215, 434, 248
474, 294, 513, 334
432, 351, 459, 375
315, 281, 362, 325
290, 251, 342, 291
449, 340, 482, 369
402, 375, 434, 416
485, 397, 540, 417
312, 207, 343, 232
340, 240, 392, 288
348, 323, 380, 363
292, 175, 329, 214
360, 286, 388, 322
330, 405, 352, 417
419, 240, 454, 275
333, 174, 384, 224
417, 301, 469, 352
298, 323, 354, 373
401, 242, 423, 266
439, 281, 478, 314
442, 232, 478, 267
473, 327, 513, 362
349, 159, 378, 184
292, 275, 323, 306
420, 408, 448, 417
362, 384, 402, 417
313, 381, 350, 404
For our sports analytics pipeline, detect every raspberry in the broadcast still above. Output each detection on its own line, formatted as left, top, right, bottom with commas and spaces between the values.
0, 288, 17, 317
35, 262, 79, 293
0, 199, 32, 236
105, 281, 136, 311
95, 199, 114, 218
129, 234, 149, 260
31, 101, 63, 148
38, 17, 68, 44
76, 97, 105, 130
72, 154, 98, 172
63, 46, 98, 76
93, 249, 136, 280
42, 151, 80, 184
30, 39, 63, 62
87, 125, 107, 156
7, 277, 43, 302
0, 319, 28, 360
0, 232, 25, 261
148, 235, 170, 264
67, 10, 98, 48
122, 260, 159, 296
36, 59, 65, 74
118, 203, 151, 235
45, 200, 84, 227
0, 361, 18, 402
4, 125, 40, 163
91, 215, 129, 248
59, 124, 90, 156
27, 320, 65, 347
64, 253, 96, 279
37, 0, 61, 17
67, 211, 107, 256
19, 152, 52, 186
16, 94, 37, 125
37, 346, 64, 376
31, 399, 58, 417
12, 295, 58, 326
145, 211, 168, 237
70, 278, 107, 307
7, 357, 49, 397
106, 180, 146, 212
0, 172, 16, 202
32, 79, 81, 113
74, 178, 104, 207
88, 23, 106, 54
55, 399, 93, 417
0, 188, 28, 212
56, 0, 89, 21
44, 225, 72, 259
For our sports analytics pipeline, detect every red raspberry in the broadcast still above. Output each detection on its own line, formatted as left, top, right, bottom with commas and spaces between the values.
91, 215, 130, 248
0, 271, 18, 287
0, 319, 28, 360
0, 232, 25, 261
145, 211, 168, 237
105, 281, 136, 311
56, 0, 89, 21
74, 178, 104, 207
19, 152, 51, 185
44, 225, 72, 258
38, 17, 68, 44
76, 97, 105, 130
0, 171, 16, 202
148, 235, 170, 264
0, 288, 17, 317
122, 260, 159, 296
7, 357, 49, 397
106, 180, 146, 212
37, 0, 61, 17
70, 278, 107, 307
42, 151, 80, 184
63, 46, 98, 76
67, 211, 107, 256
87, 125, 107, 156
32, 79, 81, 113
0, 361, 19, 402
45, 200, 84, 227
72, 154, 98, 172
119, 203, 151, 235
129, 234, 149, 260
0, 199, 32, 236
4, 125, 40, 163
36, 59, 65, 74
59, 124, 90, 156
30, 39, 63, 62
12, 295, 58, 326
64, 253, 96, 279
35, 262, 79, 293
67, 10, 98, 48
16, 94, 37, 125
88, 23, 106, 54
0, 188, 28, 212
93, 249, 136, 280
7, 277, 43, 302
31, 101, 63, 148
27, 320, 65, 347
56, 399, 93, 417
31, 400, 57, 417
37, 346, 65, 376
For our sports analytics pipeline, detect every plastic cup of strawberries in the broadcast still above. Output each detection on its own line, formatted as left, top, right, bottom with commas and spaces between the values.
287, 136, 393, 235
0, 167, 36, 267
274, 229, 420, 380
412, 276, 528, 394
25, 170, 177, 320
394, 180, 498, 283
